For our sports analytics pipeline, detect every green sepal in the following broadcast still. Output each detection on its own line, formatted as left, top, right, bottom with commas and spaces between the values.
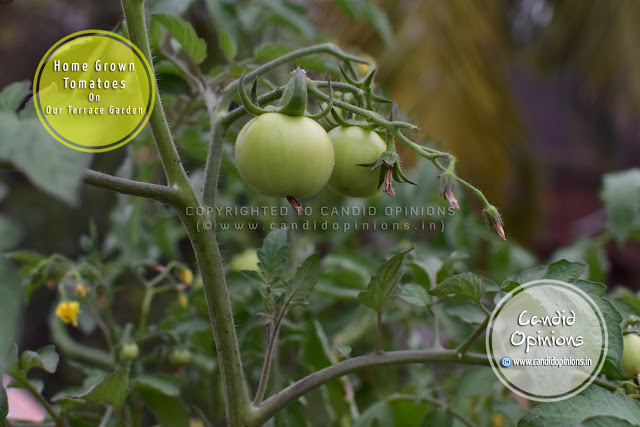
306, 81, 333, 120
278, 67, 308, 116
238, 72, 272, 116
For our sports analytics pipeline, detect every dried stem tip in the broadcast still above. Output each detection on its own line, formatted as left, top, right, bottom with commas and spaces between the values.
287, 196, 304, 215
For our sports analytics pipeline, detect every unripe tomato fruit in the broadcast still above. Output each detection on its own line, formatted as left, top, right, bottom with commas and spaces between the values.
119, 343, 139, 361
235, 113, 334, 198
328, 126, 386, 197
168, 348, 192, 365
622, 334, 640, 378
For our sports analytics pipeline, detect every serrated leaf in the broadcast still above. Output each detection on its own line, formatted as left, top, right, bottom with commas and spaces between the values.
257, 229, 288, 283
239, 269, 266, 288
398, 283, 430, 307
153, 14, 207, 64
217, 30, 236, 62
358, 247, 414, 314
133, 374, 180, 397
20, 345, 59, 375
79, 367, 129, 410
429, 272, 492, 303
518, 385, 640, 427
442, 298, 486, 324
573, 279, 625, 379
0, 112, 91, 205
286, 253, 320, 306
363, 1, 394, 48
601, 169, 640, 244
543, 259, 585, 282
0, 81, 30, 112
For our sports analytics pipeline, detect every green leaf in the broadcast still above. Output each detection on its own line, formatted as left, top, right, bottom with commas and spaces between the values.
543, 259, 586, 282
262, 0, 315, 40
363, 1, 394, 48
177, 127, 208, 163
153, 14, 207, 64
358, 247, 414, 314
133, 374, 180, 397
398, 283, 430, 307
0, 81, 30, 112
257, 229, 289, 283
139, 388, 190, 427
20, 345, 59, 375
441, 298, 486, 324
601, 169, 640, 244
6, 250, 46, 278
331, 0, 360, 21
286, 253, 320, 306
0, 112, 91, 205
354, 400, 395, 427
518, 385, 640, 426
79, 367, 129, 411
429, 272, 492, 303
217, 30, 237, 62
573, 279, 625, 379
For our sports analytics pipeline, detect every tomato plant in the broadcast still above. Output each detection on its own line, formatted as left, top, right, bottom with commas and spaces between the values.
328, 126, 386, 197
235, 113, 334, 199
2, 1, 640, 427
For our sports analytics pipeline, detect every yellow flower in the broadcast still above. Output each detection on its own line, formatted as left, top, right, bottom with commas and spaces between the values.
178, 268, 194, 286
55, 301, 81, 327
74, 282, 89, 298
491, 413, 504, 427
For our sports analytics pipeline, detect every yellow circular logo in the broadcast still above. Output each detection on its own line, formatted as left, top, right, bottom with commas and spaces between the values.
33, 30, 155, 153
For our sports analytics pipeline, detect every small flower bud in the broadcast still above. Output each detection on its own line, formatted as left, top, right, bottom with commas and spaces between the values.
484, 205, 506, 241
178, 293, 188, 309
383, 166, 395, 198
178, 268, 193, 286
74, 282, 89, 298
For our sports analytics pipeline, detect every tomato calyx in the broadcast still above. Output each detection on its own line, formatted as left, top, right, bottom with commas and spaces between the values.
439, 164, 460, 211
359, 149, 417, 198
238, 68, 334, 120
484, 205, 506, 241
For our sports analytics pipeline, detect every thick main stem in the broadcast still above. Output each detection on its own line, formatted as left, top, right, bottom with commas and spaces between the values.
176, 209, 252, 425
121, 0, 252, 424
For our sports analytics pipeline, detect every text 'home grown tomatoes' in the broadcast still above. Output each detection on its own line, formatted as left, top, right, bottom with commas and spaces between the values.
328, 126, 386, 197
234, 113, 335, 199
622, 334, 640, 378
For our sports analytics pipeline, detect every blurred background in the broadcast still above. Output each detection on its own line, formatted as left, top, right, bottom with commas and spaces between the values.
2, 0, 639, 270
1, 0, 639, 416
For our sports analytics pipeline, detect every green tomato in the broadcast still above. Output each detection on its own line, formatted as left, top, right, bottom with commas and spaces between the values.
327, 126, 386, 197
168, 348, 192, 365
230, 249, 260, 272
119, 342, 139, 361
235, 113, 335, 198
622, 334, 640, 378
